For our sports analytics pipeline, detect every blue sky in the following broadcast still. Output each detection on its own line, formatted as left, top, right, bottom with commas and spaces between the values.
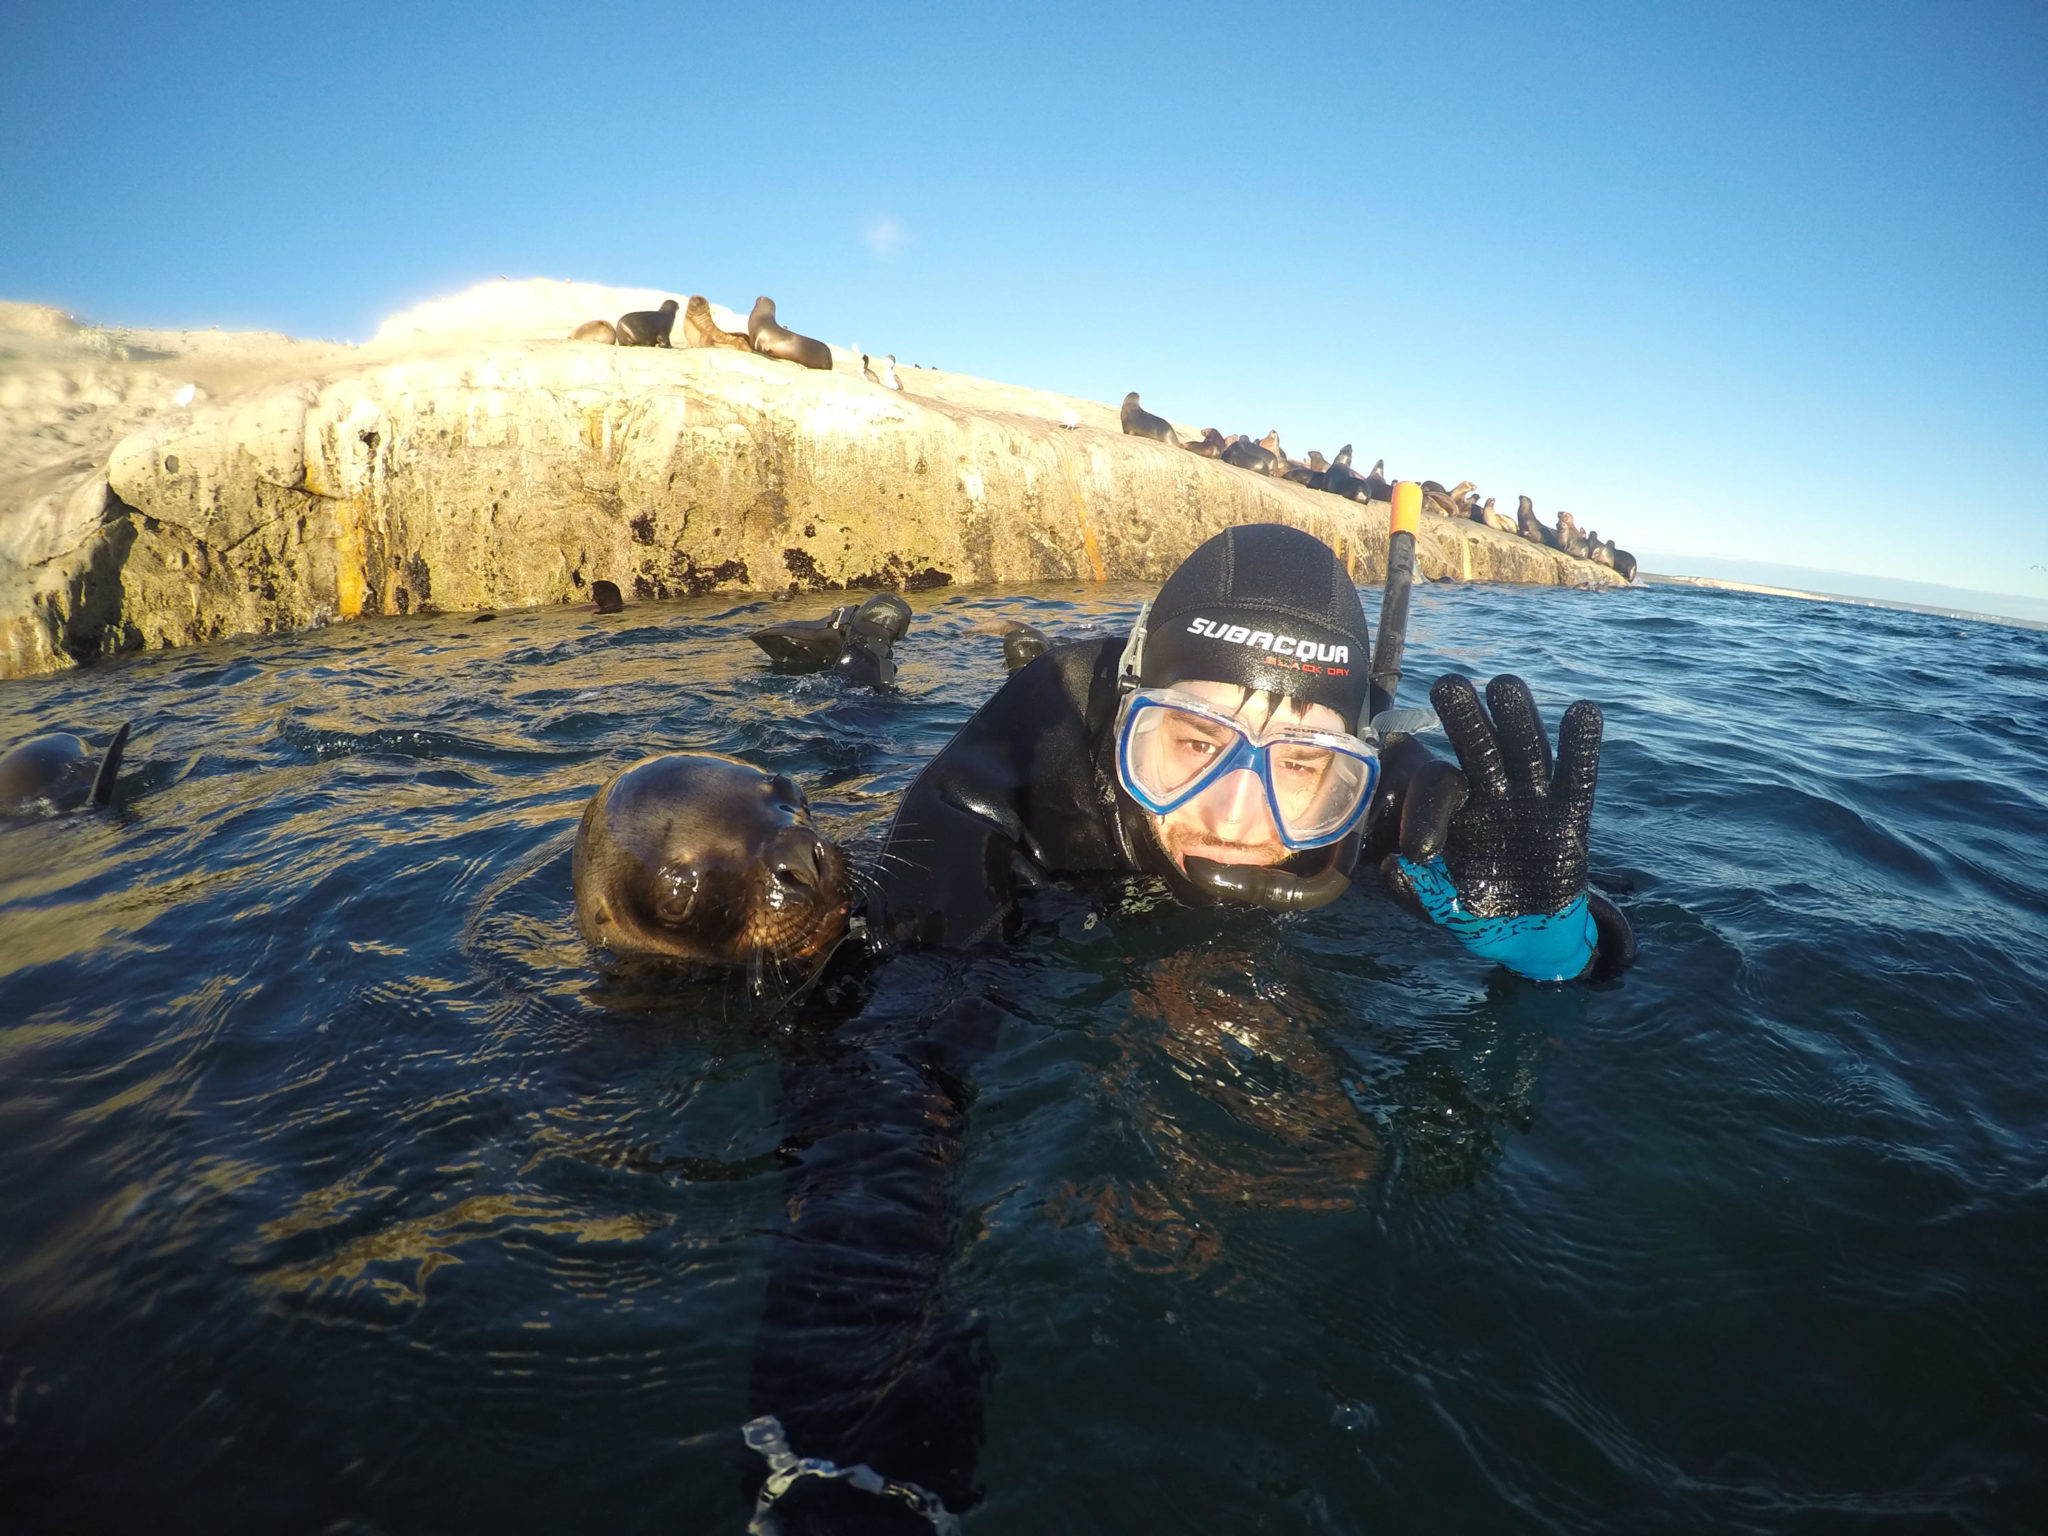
4, 1, 2043, 604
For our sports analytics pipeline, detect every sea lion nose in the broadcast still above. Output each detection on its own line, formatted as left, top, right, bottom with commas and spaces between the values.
770, 832, 822, 893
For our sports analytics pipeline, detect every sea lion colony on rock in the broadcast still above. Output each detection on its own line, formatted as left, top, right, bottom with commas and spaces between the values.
567, 293, 837, 373
1120, 391, 1636, 579
564, 292, 1636, 575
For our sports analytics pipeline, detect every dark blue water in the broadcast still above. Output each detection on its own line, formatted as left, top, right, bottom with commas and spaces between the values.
3, 581, 2044, 1534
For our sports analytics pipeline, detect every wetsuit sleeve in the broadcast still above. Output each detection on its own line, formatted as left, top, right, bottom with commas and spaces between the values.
871, 640, 1124, 950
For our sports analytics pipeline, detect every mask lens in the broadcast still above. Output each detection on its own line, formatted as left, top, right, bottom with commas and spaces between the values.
1118, 692, 1378, 848
1124, 701, 1242, 802
1266, 742, 1374, 844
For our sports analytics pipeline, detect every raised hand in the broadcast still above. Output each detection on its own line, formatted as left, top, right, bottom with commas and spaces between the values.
1381, 673, 1630, 982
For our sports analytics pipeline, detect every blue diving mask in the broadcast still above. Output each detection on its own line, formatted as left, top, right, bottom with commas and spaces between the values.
1114, 686, 1381, 851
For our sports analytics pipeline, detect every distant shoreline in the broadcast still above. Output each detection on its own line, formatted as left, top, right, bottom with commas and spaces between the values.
1641, 571, 2048, 635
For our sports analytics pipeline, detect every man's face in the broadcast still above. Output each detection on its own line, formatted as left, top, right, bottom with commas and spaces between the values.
1145, 679, 1349, 870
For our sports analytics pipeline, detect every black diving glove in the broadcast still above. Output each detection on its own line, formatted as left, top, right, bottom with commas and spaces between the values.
1380, 673, 1632, 981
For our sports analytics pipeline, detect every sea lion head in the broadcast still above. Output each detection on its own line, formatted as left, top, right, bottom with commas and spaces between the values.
572, 752, 850, 974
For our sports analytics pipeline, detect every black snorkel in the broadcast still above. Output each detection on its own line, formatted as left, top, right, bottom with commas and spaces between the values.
1165, 489, 1421, 914
1369, 480, 1421, 725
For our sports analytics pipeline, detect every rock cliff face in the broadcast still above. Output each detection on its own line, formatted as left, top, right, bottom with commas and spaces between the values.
0, 283, 1622, 678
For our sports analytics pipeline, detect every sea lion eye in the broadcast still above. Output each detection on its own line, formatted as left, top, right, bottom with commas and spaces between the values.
652, 867, 700, 926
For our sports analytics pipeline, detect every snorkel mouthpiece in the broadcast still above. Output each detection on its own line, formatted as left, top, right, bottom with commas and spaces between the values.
1181, 857, 1351, 912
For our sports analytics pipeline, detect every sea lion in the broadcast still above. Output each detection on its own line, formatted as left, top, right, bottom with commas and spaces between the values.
1554, 511, 1589, 558
1002, 624, 1051, 673
1587, 541, 1616, 570
1220, 435, 1279, 473
1360, 459, 1394, 502
862, 353, 882, 385
1182, 427, 1227, 457
1478, 497, 1517, 534
1257, 430, 1288, 471
1516, 496, 1548, 545
591, 579, 624, 614
1119, 392, 1176, 442
682, 295, 751, 351
0, 722, 129, 819
616, 299, 680, 348
569, 319, 618, 344
1306, 451, 1330, 473
747, 297, 834, 370
1608, 542, 1638, 581
572, 752, 851, 972
1422, 487, 1459, 517
1322, 450, 1367, 500
880, 355, 902, 391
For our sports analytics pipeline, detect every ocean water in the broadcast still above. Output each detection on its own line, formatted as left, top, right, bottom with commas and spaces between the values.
2, 579, 2044, 1534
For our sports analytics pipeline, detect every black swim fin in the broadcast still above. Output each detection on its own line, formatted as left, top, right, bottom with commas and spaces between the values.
90, 722, 131, 808
752, 594, 913, 690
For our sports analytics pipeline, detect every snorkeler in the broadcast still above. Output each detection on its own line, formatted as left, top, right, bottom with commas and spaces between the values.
738, 518, 1636, 1532
868, 520, 1635, 981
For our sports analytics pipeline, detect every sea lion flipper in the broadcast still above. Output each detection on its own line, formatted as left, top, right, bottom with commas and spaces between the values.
90, 722, 130, 807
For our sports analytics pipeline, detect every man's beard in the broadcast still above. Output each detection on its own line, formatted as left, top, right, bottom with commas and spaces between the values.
1150, 814, 1287, 871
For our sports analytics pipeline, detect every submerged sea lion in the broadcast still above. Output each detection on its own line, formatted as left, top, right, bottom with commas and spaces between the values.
1119, 392, 1176, 442
591, 579, 624, 614
569, 319, 618, 344
572, 752, 851, 972
747, 297, 834, 370
616, 299, 680, 348
0, 722, 130, 819
682, 295, 751, 351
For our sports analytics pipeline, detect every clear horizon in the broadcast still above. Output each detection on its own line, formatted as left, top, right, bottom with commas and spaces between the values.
4, 1, 2042, 606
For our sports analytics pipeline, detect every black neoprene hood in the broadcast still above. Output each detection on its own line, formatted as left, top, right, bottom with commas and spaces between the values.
1137, 524, 1373, 731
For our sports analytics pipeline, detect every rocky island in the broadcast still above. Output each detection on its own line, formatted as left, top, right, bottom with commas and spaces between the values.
0, 280, 1624, 679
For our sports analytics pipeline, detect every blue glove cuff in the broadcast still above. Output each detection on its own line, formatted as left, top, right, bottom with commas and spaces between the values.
1395, 856, 1597, 982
